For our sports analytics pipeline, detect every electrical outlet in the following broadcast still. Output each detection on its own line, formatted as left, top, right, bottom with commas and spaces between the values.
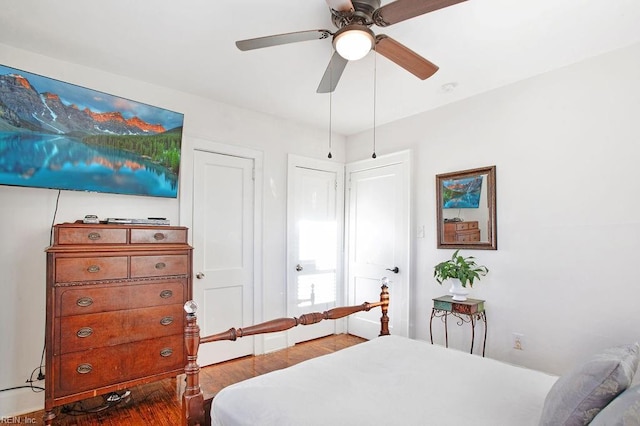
512, 333, 524, 350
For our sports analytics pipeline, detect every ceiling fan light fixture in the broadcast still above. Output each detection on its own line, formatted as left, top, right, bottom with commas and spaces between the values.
333, 25, 374, 61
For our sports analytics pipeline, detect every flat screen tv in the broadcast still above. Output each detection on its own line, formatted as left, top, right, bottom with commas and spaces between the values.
0, 64, 184, 198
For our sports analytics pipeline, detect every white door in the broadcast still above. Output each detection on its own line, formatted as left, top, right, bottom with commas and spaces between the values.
192, 150, 255, 365
346, 151, 410, 339
287, 155, 345, 345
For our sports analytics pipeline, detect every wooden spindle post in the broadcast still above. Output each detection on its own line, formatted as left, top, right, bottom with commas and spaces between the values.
182, 303, 205, 426
379, 281, 390, 336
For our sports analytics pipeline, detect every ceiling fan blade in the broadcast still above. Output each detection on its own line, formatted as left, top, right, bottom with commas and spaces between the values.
374, 0, 467, 27
236, 29, 332, 51
325, 0, 354, 12
375, 35, 439, 80
317, 51, 349, 93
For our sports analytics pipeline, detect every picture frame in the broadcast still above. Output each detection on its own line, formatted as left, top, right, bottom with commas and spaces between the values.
436, 166, 497, 250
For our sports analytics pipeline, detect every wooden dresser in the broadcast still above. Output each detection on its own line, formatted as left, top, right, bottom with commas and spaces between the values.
44, 222, 192, 424
443, 220, 480, 243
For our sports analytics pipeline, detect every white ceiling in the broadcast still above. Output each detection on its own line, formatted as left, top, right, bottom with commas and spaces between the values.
2, 0, 640, 135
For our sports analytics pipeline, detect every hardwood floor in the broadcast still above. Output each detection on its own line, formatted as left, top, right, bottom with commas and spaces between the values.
19, 334, 365, 425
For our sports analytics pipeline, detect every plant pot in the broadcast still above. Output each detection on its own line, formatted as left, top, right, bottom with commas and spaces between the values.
448, 278, 469, 301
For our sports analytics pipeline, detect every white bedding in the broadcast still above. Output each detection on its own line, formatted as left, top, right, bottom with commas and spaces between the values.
211, 335, 558, 426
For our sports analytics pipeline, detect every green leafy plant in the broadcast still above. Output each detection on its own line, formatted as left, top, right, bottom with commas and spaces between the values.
433, 249, 489, 288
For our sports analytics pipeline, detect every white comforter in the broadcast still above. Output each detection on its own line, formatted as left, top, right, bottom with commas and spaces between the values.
211, 335, 557, 426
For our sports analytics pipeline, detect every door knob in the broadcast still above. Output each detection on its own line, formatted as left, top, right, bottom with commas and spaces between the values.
196, 272, 205, 279
295, 264, 303, 272
386, 266, 399, 274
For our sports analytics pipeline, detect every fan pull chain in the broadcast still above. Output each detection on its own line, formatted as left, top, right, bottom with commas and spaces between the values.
328, 52, 333, 159
372, 45, 377, 159
328, 87, 333, 159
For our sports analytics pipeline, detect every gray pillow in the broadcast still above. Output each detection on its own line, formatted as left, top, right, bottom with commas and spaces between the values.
539, 343, 640, 426
590, 385, 640, 426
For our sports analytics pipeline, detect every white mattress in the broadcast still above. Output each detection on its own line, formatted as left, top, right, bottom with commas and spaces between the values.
211, 335, 558, 426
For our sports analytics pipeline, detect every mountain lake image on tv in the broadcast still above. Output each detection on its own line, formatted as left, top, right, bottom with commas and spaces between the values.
0, 64, 184, 198
441, 175, 483, 209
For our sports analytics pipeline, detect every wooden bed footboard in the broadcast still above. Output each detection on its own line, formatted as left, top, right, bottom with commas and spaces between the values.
181, 280, 390, 426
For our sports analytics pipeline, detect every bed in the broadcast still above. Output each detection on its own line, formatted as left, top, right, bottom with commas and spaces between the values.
181, 282, 640, 426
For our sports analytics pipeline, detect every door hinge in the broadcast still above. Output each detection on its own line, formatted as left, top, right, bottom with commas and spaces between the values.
252, 168, 255, 181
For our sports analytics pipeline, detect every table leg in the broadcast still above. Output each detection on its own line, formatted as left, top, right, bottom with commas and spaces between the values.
470, 314, 476, 354
481, 311, 487, 357
444, 312, 448, 348
429, 308, 435, 344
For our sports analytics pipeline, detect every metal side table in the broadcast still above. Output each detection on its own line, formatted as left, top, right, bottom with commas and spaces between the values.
430, 295, 487, 356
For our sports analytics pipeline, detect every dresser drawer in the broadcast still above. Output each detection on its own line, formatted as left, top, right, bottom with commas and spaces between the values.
57, 280, 184, 317
450, 222, 468, 231
444, 221, 478, 231
455, 230, 480, 242
55, 334, 184, 396
130, 228, 187, 244
130, 254, 189, 278
443, 221, 480, 243
57, 227, 127, 245
452, 301, 484, 314
57, 304, 184, 355
55, 256, 128, 282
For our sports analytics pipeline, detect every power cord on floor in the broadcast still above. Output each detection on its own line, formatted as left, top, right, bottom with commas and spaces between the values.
26, 342, 46, 382
0, 365, 47, 394
25, 365, 46, 388
60, 390, 131, 416
0, 384, 45, 393
59, 387, 165, 418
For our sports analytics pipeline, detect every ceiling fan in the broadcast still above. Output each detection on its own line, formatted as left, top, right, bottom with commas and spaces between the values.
236, 0, 466, 93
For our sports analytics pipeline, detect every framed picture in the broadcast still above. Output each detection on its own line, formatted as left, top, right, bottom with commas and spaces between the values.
436, 166, 497, 250
0, 64, 184, 198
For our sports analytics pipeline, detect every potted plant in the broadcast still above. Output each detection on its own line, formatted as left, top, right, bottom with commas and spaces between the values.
433, 249, 489, 301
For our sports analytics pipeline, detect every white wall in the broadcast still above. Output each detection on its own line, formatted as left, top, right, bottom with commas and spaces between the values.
0, 43, 346, 416
346, 42, 640, 376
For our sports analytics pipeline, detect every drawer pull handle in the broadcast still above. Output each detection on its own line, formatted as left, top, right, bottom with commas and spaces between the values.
160, 289, 173, 299
160, 348, 173, 358
160, 316, 174, 326
76, 327, 93, 338
154, 233, 166, 241
87, 232, 101, 241
76, 363, 93, 374
155, 262, 166, 270
87, 265, 100, 273
76, 297, 94, 307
